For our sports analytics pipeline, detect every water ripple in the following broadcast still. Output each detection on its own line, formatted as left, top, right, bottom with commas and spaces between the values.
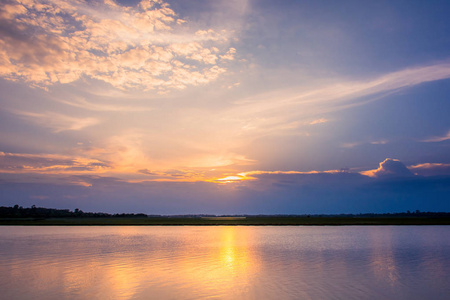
0, 226, 449, 299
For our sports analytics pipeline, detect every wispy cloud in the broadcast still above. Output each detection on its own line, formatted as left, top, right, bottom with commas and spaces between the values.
226, 62, 450, 138
309, 118, 329, 125
241, 169, 344, 177
408, 163, 450, 176
54, 96, 153, 112
212, 168, 353, 184
14, 111, 100, 132
0, 151, 110, 174
340, 142, 362, 149
236, 63, 450, 110
0, 0, 236, 91
340, 140, 388, 148
421, 130, 450, 142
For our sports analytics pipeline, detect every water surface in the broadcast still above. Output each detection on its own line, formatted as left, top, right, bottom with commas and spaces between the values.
1, 226, 449, 299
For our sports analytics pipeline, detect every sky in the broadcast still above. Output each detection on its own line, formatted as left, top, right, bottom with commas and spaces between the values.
0, 0, 449, 214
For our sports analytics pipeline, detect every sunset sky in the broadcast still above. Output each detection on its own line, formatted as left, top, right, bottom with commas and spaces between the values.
1, 0, 449, 214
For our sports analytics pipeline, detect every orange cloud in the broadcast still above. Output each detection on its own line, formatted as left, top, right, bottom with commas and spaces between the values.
0, 152, 110, 174
361, 158, 413, 178
0, 0, 236, 91
408, 163, 450, 176
309, 118, 328, 125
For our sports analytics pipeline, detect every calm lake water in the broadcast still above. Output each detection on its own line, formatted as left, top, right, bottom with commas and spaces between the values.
0, 226, 449, 299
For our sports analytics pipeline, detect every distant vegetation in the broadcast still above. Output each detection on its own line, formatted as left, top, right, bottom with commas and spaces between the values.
0, 205, 147, 219
1, 205, 450, 226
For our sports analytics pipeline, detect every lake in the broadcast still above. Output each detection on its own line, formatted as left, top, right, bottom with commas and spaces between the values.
1, 226, 449, 299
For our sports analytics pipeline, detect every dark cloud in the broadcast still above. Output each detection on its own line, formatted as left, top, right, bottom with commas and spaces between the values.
364, 158, 414, 178
1, 165, 449, 214
408, 163, 450, 176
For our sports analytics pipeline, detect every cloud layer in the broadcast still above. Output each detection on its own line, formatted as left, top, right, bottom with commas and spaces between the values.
1, 158, 449, 214
0, 151, 110, 174
0, 0, 449, 214
0, 0, 235, 91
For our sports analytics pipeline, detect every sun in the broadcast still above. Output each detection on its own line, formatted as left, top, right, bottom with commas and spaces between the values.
214, 175, 250, 183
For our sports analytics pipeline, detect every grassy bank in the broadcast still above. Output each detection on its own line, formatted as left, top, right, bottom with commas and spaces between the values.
1, 216, 450, 226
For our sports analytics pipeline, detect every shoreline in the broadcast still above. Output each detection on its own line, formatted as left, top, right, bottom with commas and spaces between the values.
2, 216, 450, 226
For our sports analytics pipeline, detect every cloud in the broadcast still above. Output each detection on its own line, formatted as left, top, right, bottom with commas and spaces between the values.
309, 118, 328, 125
421, 130, 450, 142
340, 140, 388, 148
226, 62, 450, 138
0, 152, 110, 174
340, 142, 362, 149
361, 158, 414, 178
54, 96, 153, 112
408, 163, 450, 176
370, 140, 388, 145
138, 169, 158, 176
237, 63, 450, 110
230, 159, 419, 182
135, 169, 205, 181
1, 157, 449, 214
145, 62, 450, 167
239, 169, 345, 178
3, 164, 448, 215
220, 47, 236, 61
0, 0, 236, 91
14, 110, 100, 132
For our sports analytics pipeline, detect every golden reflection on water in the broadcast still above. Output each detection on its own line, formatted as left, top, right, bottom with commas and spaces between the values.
2, 226, 450, 299
157, 226, 258, 298
220, 226, 251, 269
51, 226, 260, 299
369, 227, 398, 285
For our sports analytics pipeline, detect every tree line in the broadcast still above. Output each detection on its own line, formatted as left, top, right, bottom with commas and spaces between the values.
1, 205, 449, 219
0, 205, 148, 219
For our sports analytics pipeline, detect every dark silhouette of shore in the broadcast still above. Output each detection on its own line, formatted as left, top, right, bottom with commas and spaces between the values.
1, 205, 450, 226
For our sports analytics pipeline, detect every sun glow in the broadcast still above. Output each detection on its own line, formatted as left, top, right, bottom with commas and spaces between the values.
215, 175, 247, 183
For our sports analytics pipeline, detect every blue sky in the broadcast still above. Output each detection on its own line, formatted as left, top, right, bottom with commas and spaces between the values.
0, 0, 449, 214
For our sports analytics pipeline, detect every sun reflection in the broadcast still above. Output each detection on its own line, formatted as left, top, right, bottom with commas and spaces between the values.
219, 226, 251, 271
83, 227, 258, 298
165, 226, 259, 295
369, 227, 398, 285
104, 260, 141, 299
3, 227, 261, 299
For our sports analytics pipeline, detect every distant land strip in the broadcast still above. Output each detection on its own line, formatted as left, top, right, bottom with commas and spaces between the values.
1, 205, 450, 226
